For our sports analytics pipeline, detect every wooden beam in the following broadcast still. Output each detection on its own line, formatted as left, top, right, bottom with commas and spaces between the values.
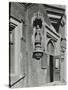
50, 20, 57, 23
45, 25, 60, 38
46, 10, 63, 16
48, 14, 61, 19
44, 4, 65, 11
49, 17, 60, 22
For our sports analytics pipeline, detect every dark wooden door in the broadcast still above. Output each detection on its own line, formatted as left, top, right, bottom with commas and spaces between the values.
50, 55, 54, 82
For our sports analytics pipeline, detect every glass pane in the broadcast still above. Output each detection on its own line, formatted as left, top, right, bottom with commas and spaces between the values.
55, 59, 59, 69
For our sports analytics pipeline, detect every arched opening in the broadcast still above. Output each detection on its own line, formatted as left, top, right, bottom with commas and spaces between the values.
47, 40, 54, 82
47, 40, 54, 54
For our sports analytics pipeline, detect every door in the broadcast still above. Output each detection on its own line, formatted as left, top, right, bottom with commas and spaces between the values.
49, 55, 54, 82
47, 40, 54, 82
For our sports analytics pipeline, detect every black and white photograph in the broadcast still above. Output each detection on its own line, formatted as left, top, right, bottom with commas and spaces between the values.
9, 2, 66, 88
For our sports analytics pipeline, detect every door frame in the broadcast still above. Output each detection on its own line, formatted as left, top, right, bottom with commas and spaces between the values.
49, 55, 54, 82
47, 53, 55, 83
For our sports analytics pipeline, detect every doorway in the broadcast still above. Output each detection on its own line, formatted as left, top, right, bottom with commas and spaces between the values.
47, 39, 54, 82
49, 55, 54, 82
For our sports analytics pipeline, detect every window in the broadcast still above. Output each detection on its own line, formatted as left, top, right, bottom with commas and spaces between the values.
55, 59, 60, 69
9, 22, 16, 45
